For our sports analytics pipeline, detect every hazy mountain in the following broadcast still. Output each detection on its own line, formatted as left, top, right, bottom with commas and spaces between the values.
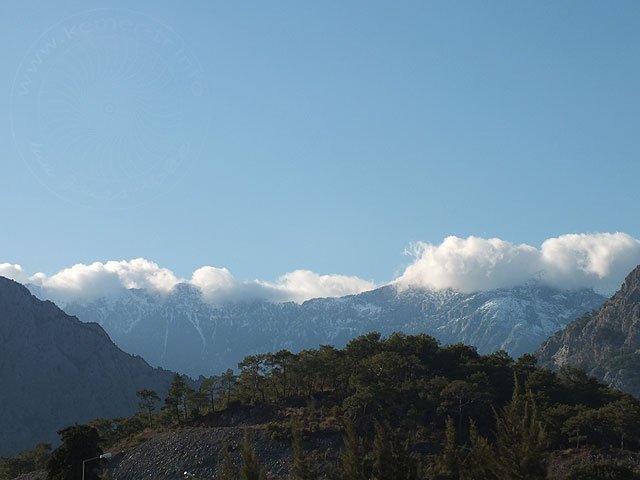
42, 282, 606, 377
536, 264, 640, 396
0, 277, 174, 456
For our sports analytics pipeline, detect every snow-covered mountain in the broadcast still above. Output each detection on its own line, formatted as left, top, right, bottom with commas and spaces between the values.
30, 283, 606, 377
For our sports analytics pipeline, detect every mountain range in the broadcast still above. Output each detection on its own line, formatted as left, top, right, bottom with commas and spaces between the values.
33, 282, 606, 377
0, 277, 174, 456
537, 264, 640, 397
3, 266, 637, 459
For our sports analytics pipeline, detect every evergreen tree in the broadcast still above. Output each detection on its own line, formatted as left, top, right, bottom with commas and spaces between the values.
370, 421, 417, 480
46, 425, 102, 480
136, 388, 160, 426
434, 417, 460, 479
266, 350, 295, 399
239, 355, 267, 405
461, 420, 496, 480
560, 407, 591, 449
164, 374, 193, 423
290, 423, 314, 480
490, 380, 547, 479
600, 397, 640, 450
199, 375, 220, 412
240, 434, 265, 480
340, 418, 365, 480
220, 368, 237, 408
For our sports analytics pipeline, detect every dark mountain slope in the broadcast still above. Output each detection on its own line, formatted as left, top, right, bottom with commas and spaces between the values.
0, 277, 174, 456
536, 265, 640, 396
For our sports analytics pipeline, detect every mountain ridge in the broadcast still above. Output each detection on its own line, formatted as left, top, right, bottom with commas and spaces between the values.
536, 264, 640, 396
33, 281, 606, 377
0, 276, 175, 456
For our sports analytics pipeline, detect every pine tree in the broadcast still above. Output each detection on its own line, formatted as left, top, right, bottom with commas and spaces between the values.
290, 422, 315, 480
372, 422, 395, 480
136, 388, 160, 426
199, 375, 220, 412
240, 434, 266, 480
340, 418, 365, 480
164, 374, 191, 423
490, 378, 547, 479
460, 420, 496, 480
435, 417, 460, 479
220, 369, 237, 408
46, 425, 103, 480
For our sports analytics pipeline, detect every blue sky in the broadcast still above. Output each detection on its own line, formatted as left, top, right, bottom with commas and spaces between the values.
2, 0, 640, 287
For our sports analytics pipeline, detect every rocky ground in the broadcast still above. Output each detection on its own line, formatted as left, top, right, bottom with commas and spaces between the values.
12, 473, 45, 480
106, 425, 341, 480
101, 401, 343, 480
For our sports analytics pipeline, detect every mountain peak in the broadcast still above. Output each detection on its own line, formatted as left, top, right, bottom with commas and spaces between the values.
618, 263, 640, 297
0, 275, 34, 299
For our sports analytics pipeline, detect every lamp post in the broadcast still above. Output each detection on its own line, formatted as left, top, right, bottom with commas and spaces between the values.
82, 452, 112, 480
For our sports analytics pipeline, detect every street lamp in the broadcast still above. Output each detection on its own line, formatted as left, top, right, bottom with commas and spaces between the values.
82, 452, 112, 480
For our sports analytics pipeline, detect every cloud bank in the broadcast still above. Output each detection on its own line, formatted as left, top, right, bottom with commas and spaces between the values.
396, 232, 640, 294
1, 259, 376, 304
2, 232, 639, 304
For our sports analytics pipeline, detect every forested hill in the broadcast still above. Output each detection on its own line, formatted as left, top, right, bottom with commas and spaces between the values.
6, 332, 640, 479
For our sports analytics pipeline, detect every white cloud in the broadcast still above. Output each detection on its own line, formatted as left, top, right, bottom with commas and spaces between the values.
539, 233, 640, 292
256, 270, 377, 304
28, 259, 180, 303
2, 232, 639, 304
397, 236, 541, 292
189, 266, 236, 301
1, 258, 375, 304
189, 268, 375, 304
395, 232, 640, 294
0, 263, 29, 284
102, 259, 179, 292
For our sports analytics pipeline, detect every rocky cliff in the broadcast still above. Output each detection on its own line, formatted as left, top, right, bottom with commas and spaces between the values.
536, 265, 640, 396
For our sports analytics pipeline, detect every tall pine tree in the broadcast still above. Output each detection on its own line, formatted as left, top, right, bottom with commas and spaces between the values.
490, 378, 547, 479
433, 417, 461, 479
240, 434, 265, 480
290, 422, 315, 480
460, 420, 497, 480
340, 418, 365, 480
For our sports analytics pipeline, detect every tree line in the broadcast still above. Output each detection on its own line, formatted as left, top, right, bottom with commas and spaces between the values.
3, 332, 640, 479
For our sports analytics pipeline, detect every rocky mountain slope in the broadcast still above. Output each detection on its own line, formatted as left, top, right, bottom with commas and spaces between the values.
37, 282, 606, 377
0, 277, 175, 456
536, 264, 640, 396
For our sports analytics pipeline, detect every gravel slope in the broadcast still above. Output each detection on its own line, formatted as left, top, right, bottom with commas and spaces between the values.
107, 426, 341, 480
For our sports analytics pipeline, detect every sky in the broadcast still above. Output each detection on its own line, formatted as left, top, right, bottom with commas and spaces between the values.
2, 1, 640, 300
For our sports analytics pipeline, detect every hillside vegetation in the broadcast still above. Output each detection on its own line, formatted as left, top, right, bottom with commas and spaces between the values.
4, 332, 640, 479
